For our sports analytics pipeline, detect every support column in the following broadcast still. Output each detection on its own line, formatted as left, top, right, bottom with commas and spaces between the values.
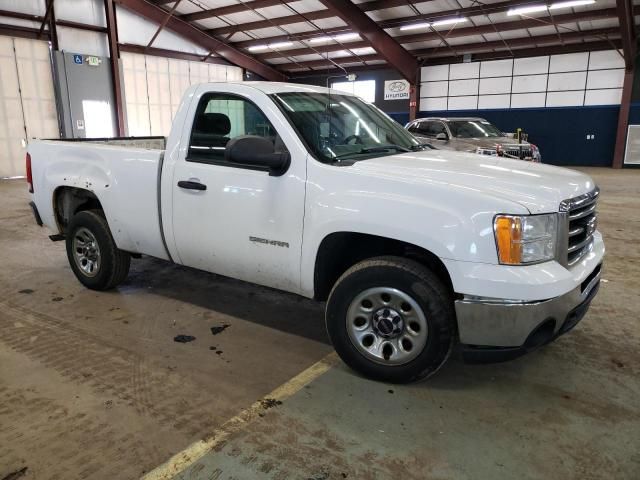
48, 1, 59, 50
104, 0, 126, 137
612, 69, 634, 169
409, 68, 421, 121
409, 85, 418, 121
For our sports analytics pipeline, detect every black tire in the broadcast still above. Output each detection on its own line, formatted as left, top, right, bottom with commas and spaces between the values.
65, 209, 130, 291
326, 256, 455, 383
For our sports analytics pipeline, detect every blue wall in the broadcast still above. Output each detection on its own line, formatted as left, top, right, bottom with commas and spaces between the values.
388, 112, 410, 126
406, 106, 624, 167
627, 102, 640, 124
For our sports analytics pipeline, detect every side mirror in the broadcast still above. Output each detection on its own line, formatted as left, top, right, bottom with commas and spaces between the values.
225, 135, 290, 176
435, 132, 448, 141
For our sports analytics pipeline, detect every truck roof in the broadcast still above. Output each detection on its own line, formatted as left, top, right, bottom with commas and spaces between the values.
230, 81, 356, 96
413, 117, 489, 122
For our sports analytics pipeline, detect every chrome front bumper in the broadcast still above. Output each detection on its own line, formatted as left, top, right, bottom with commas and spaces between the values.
455, 263, 602, 349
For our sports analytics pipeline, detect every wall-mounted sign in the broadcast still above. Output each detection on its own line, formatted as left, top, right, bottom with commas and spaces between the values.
73, 54, 83, 65
384, 79, 410, 100
86, 56, 101, 67
76, 119, 85, 130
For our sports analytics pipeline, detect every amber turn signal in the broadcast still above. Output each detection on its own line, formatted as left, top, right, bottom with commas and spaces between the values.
494, 215, 522, 265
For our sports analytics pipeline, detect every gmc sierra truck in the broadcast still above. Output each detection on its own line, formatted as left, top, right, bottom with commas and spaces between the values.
27, 82, 603, 383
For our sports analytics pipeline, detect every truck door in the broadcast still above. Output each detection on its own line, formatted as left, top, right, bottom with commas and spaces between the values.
169, 90, 305, 294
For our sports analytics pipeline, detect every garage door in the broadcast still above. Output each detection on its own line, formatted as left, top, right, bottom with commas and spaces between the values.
0, 36, 59, 178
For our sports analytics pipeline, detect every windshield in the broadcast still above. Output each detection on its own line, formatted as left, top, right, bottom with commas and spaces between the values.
270, 92, 424, 163
447, 120, 503, 138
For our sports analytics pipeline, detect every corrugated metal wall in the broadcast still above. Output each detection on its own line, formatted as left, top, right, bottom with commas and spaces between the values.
121, 52, 243, 137
0, 36, 58, 178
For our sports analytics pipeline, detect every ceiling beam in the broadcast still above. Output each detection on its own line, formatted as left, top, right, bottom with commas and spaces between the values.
233, 5, 640, 54
48, 0, 59, 49
182, 0, 283, 22
114, 0, 286, 81
259, 41, 371, 60
318, 0, 418, 83
219, 0, 536, 45
234, 27, 351, 50
379, 0, 554, 28
119, 43, 231, 64
251, 6, 634, 61
412, 28, 621, 58
395, 7, 633, 44
181, 0, 427, 24
0, 22, 50, 41
280, 53, 384, 70
288, 39, 623, 77
254, 0, 592, 60
616, 0, 637, 70
277, 27, 620, 71
38, 0, 55, 39
206, 9, 332, 37
147, 0, 182, 48
420, 40, 624, 66
0, 8, 107, 33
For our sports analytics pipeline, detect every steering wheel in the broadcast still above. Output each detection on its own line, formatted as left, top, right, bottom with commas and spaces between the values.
343, 134, 364, 145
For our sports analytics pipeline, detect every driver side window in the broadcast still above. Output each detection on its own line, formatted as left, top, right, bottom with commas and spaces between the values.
188, 93, 286, 165
424, 121, 446, 137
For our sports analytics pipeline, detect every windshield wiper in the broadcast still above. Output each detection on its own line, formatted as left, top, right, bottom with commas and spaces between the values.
410, 143, 434, 151
360, 144, 411, 153
332, 144, 411, 161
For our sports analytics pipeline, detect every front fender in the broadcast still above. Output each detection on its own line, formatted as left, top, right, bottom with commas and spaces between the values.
300, 184, 524, 297
301, 164, 528, 295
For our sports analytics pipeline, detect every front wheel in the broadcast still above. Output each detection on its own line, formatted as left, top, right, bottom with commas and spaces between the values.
65, 210, 130, 290
326, 256, 455, 383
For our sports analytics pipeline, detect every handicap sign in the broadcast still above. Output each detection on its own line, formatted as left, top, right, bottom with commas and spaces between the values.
73, 54, 83, 65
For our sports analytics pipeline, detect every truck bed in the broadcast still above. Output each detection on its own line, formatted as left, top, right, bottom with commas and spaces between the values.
29, 138, 170, 261
44, 136, 166, 150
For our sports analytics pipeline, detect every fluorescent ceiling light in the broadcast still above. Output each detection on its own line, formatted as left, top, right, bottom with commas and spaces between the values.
268, 41, 293, 49
549, 0, 595, 9
431, 17, 468, 26
507, 5, 548, 15
309, 33, 359, 43
248, 45, 268, 51
400, 22, 431, 31
309, 36, 332, 43
333, 33, 360, 41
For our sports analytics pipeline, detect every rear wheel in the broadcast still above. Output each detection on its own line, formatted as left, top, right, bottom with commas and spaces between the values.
326, 256, 455, 383
66, 210, 130, 290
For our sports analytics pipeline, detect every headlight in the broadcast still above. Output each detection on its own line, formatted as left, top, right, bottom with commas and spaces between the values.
494, 214, 558, 265
475, 147, 498, 156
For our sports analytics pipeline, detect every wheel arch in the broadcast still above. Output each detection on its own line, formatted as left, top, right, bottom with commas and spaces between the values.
313, 232, 454, 301
53, 186, 104, 234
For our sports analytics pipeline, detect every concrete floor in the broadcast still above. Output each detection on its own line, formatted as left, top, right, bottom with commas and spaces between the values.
0, 167, 639, 480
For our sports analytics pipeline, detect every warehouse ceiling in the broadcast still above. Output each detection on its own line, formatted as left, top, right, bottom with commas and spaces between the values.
143, 0, 638, 78
0, 0, 635, 81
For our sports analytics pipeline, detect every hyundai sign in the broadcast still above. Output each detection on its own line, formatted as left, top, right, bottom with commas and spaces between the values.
384, 79, 410, 100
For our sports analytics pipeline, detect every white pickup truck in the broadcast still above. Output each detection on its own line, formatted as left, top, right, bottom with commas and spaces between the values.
27, 82, 604, 383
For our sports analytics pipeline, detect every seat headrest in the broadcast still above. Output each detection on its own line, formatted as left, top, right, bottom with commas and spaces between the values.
194, 112, 231, 135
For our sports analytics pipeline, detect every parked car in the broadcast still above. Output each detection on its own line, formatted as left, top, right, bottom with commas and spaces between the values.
406, 117, 542, 162
27, 82, 602, 383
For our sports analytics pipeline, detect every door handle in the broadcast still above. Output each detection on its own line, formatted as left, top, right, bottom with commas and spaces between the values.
178, 180, 207, 191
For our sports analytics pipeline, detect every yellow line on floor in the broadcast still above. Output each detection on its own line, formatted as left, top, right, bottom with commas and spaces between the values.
141, 351, 339, 480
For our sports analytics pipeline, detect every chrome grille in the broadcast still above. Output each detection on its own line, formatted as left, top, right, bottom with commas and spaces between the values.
503, 145, 532, 159
562, 188, 599, 266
